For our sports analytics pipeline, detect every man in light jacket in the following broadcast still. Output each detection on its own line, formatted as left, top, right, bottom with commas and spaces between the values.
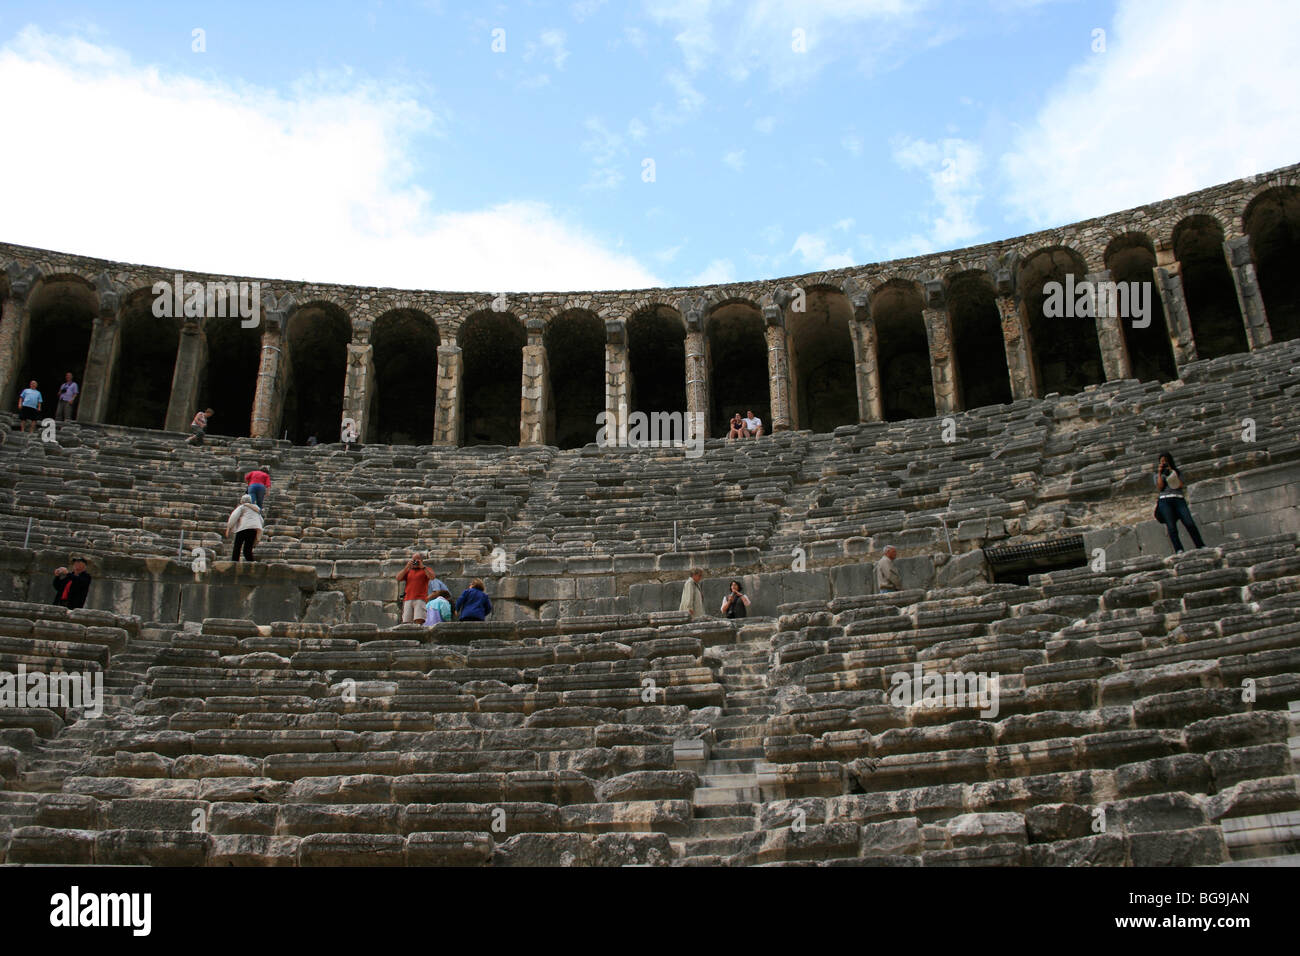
679, 568, 705, 619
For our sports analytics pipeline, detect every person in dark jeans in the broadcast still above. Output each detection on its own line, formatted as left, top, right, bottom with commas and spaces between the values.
52, 557, 92, 609
225, 494, 264, 562
1154, 450, 1205, 553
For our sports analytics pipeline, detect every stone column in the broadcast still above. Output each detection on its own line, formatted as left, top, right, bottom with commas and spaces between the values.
762, 300, 792, 432
848, 291, 883, 423
682, 303, 710, 440
0, 275, 33, 410
341, 338, 374, 443
922, 279, 961, 414
164, 318, 206, 432
1085, 270, 1133, 381
1223, 236, 1272, 350
994, 266, 1037, 400
249, 309, 286, 440
432, 343, 462, 446
77, 288, 122, 423
605, 318, 631, 444
1153, 261, 1198, 367
520, 318, 550, 447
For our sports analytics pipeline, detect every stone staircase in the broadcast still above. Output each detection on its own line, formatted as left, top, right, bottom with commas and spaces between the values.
675, 625, 777, 863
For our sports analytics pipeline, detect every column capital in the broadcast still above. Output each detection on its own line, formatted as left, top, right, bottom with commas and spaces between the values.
922, 278, 946, 311
605, 317, 627, 345
5, 263, 39, 303
1224, 234, 1253, 266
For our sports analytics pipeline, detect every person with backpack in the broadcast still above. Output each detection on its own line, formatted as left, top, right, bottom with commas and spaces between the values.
1154, 450, 1206, 554
721, 580, 750, 618
424, 589, 453, 626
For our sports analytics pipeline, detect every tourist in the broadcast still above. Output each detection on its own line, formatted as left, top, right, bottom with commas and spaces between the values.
454, 578, 493, 622
743, 409, 764, 438
52, 557, 92, 610
56, 372, 79, 422
306, 434, 318, 447
425, 568, 450, 603
244, 467, 271, 510
679, 568, 705, 619
424, 588, 453, 626
1154, 451, 1206, 553
396, 553, 431, 623
727, 413, 745, 441
876, 545, 902, 593
721, 580, 750, 619
186, 407, 214, 446
17, 380, 42, 433
225, 494, 264, 562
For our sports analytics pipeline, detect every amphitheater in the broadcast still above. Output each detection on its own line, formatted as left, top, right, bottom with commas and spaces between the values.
0, 164, 1297, 867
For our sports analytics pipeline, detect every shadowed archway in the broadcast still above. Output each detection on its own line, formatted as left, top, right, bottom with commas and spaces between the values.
198, 315, 260, 437
371, 309, 440, 445
17, 275, 97, 415
947, 270, 1012, 410
1019, 247, 1104, 395
106, 288, 179, 429
788, 287, 856, 431
282, 302, 350, 444
544, 309, 605, 449
1173, 215, 1249, 359
627, 305, 686, 416
1104, 233, 1176, 382
459, 310, 525, 446
707, 300, 768, 436
1244, 186, 1300, 343
872, 279, 935, 421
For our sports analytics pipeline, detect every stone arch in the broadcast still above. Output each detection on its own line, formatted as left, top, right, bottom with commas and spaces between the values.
627, 303, 686, 416
105, 287, 180, 429
1172, 215, 1249, 358
1243, 186, 1300, 342
705, 298, 768, 437
282, 301, 351, 444
1018, 246, 1105, 395
946, 270, 1012, 409
544, 308, 604, 449
871, 278, 935, 421
786, 285, 856, 431
197, 312, 261, 438
458, 309, 525, 446
16, 273, 98, 413
1102, 232, 1176, 382
371, 308, 440, 445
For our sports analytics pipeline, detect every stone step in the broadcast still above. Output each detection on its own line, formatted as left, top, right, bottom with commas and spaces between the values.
686, 815, 754, 838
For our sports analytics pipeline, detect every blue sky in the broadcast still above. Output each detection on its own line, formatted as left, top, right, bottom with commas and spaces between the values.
0, 1, 1296, 291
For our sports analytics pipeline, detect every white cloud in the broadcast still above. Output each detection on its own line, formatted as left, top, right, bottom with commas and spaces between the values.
651, 69, 706, 128
689, 257, 736, 284
790, 232, 855, 270
754, 115, 776, 134
645, 0, 933, 88
571, 0, 607, 21
841, 133, 863, 156
1000, 0, 1300, 228
722, 149, 746, 171
0, 27, 660, 292
891, 135, 984, 252
526, 29, 570, 70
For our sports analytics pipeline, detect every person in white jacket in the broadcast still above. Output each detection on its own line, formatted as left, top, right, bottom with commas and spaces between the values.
225, 494, 264, 562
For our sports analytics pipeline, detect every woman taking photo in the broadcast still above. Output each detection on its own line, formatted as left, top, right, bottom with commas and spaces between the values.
1154, 450, 1205, 554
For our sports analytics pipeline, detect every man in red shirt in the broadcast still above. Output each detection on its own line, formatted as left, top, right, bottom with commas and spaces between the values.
395, 552, 431, 623
244, 468, 271, 510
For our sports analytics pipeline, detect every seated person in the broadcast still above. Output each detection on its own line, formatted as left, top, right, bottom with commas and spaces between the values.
454, 578, 493, 622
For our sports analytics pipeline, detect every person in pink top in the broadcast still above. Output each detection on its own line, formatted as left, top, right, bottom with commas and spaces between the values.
244, 468, 271, 510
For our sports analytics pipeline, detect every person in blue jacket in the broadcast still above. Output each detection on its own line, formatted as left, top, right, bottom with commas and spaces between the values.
455, 578, 493, 621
